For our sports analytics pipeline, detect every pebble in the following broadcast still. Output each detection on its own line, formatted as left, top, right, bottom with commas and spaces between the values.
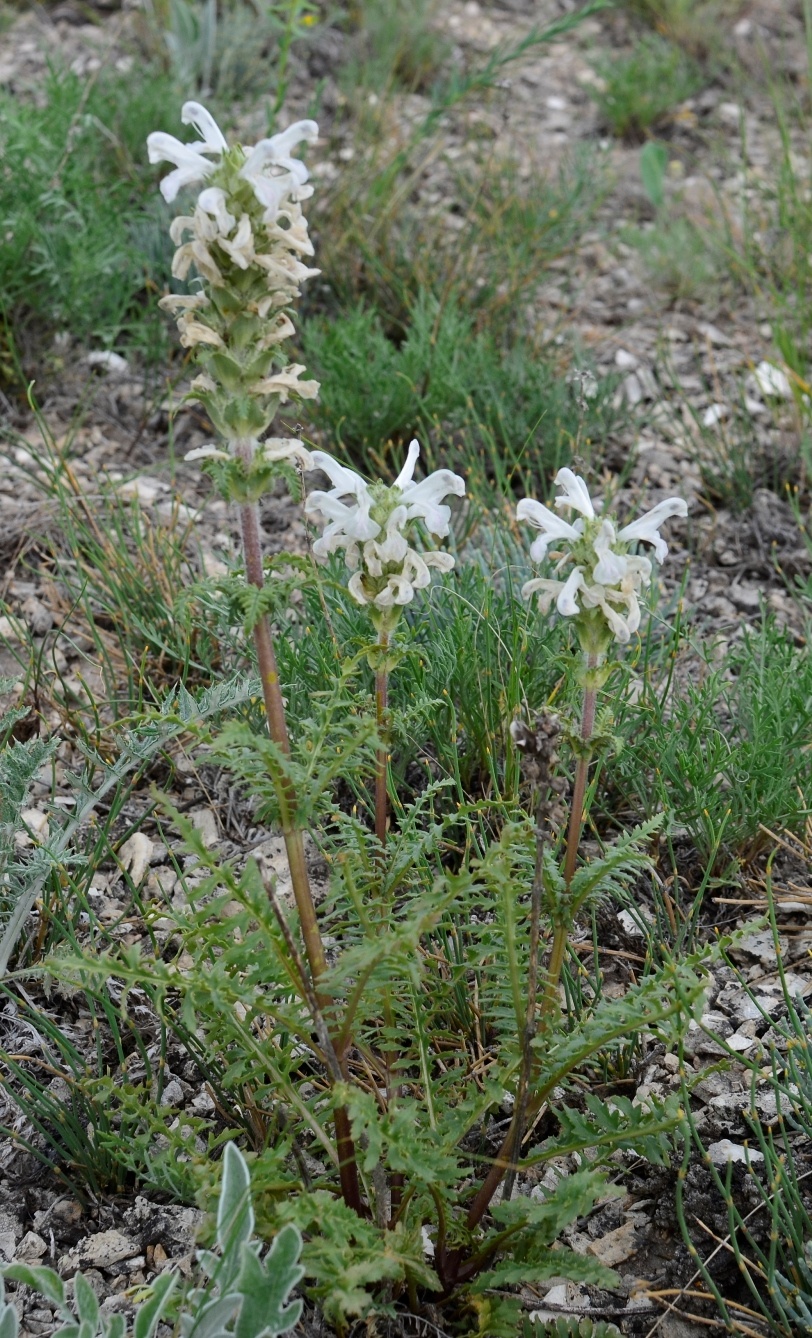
116, 476, 166, 505
707, 1139, 764, 1166
119, 833, 154, 887
86, 351, 129, 375
752, 360, 792, 400
60, 1229, 140, 1273
586, 1220, 638, 1266
188, 807, 219, 848
14, 1231, 48, 1261
20, 596, 53, 636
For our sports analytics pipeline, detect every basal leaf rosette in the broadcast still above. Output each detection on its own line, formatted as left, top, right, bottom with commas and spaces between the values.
147, 102, 321, 491
305, 440, 466, 636
518, 468, 687, 657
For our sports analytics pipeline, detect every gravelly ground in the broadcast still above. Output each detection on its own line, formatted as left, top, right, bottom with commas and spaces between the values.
1, 1, 811, 1334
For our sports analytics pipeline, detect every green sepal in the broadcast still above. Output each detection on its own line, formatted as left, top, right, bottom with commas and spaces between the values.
209, 352, 246, 392
243, 350, 277, 381
209, 286, 244, 317
222, 395, 275, 438
229, 313, 263, 348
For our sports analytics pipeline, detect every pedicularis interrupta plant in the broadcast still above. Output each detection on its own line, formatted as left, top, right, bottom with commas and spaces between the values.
110, 102, 713, 1330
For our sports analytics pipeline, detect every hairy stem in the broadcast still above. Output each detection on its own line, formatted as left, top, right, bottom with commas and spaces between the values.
375, 635, 389, 849
545, 653, 599, 1008
373, 629, 405, 1219
463, 653, 603, 1241
233, 438, 363, 1216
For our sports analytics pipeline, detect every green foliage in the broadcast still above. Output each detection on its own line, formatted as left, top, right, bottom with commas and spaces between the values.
1, 1264, 175, 1338
606, 621, 812, 872
0, 1145, 303, 1338
0, 672, 258, 975
341, 0, 449, 94
639, 140, 668, 209
528, 1323, 622, 1338
11, 418, 231, 716
148, 0, 317, 108
0, 66, 176, 375
588, 35, 704, 140
302, 292, 620, 495
624, 0, 745, 63
624, 214, 731, 305
677, 895, 812, 1337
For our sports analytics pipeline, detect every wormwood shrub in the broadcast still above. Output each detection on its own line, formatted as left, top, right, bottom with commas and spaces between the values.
301, 293, 620, 494
588, 35, 704, 141
0, 66, 175, 380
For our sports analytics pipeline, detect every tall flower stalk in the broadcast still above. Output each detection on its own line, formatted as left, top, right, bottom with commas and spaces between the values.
306, 439, 465, 850
450, 470, 689, 1245
518, 467, 688, 1007
306, 439, 464, 1220
147, 103, 365, 1213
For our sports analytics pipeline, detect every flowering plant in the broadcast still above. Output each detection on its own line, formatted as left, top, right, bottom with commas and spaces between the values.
518, 467, 687, 652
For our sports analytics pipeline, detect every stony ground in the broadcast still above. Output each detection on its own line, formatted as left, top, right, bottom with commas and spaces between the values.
1, 0, 811, 1334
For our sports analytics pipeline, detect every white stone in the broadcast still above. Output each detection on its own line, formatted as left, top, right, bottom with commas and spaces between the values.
189, 807, 219, 849
702, 403, 729, 427
726, 1033, 755, 1052
0, 615, 27, 644
615, 348, 639, 370
15, 1231, 47, 1261
707, 1139, 764, 1166
116, 476, 166, 505
15, 808, 50, 849
586, 1219, 638, 1266
86, 351, 129, 375
119, 833, 154, 886
752, 361, 792, 400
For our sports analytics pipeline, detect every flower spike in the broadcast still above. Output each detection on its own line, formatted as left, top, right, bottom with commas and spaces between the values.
306, 441, 465, 625
518, 470, 686, 650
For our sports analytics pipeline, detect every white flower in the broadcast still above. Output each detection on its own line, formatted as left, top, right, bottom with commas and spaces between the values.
393, 439, 466, 537
554, 467, 595, 519
617, 497, 688, 563
518, 469, 687, 646
305, 441, 465, 613
239, 121, 319, 220
148, 103, 318, 219
515, 498, 582, 564
147, 102, 226, 202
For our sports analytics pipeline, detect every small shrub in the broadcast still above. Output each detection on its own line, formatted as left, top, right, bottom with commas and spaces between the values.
589, 35, 704, 140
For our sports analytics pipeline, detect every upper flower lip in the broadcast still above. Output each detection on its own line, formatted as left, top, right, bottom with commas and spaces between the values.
617, 497, 688, 562
554, 468, 595, 519
516, 498, 581, 564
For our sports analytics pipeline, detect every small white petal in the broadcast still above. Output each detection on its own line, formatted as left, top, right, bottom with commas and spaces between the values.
592, 520, 627, 585
309, 452, 369, 498
180, 101, 228, 152
557, 567, 585, 617
554, 468, 595, 519
197, 187, 236, 235
394, 439, 421, 489
261, 439, 314, 471
517, 497, 581, 562
185, 444, 229, 461
347, 572, 369, 605
618, 497, 688, 563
